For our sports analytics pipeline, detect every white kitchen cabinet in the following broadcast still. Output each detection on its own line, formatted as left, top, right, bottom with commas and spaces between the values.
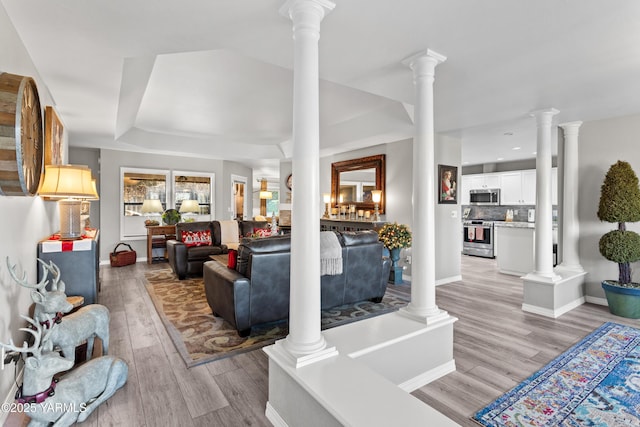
461, 175, 471, 205
499, 171, 524, 205
521, 170, 537, 204
463, 173, 500, 190
463, 168, 557, 206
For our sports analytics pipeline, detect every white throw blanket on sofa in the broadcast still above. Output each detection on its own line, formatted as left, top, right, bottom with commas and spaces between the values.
220, 220, 240, 250
320, 231, 343, 276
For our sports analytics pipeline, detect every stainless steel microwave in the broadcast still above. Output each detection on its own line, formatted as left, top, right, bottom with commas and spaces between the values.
469, 188, 500, 205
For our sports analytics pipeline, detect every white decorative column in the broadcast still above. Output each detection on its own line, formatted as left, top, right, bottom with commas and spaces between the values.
400, 50, 449, 324
523, 109, 585, 318
558, 121, 584, 271
529, 108, 560, 280
277, 0, 336, 362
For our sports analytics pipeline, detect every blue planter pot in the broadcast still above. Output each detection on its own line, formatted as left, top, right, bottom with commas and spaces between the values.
388, 247, 403, 284
602, 280, 640, 319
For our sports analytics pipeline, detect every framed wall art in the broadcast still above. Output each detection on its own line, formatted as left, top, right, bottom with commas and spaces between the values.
44, 106, 63, 166
438, 164, 458, 204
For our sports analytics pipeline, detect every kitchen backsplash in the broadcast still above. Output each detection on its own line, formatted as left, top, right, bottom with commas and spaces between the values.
461, 205, 558, 222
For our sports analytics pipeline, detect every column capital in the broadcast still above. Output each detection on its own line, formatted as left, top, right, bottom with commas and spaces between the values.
402, 49, 447, 72
280, 0, 335, 22
559, 121, 583, 132
530, 108, 559, 127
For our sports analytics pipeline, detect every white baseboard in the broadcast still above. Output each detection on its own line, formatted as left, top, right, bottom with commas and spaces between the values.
522, 297, 585, 319
398, 359, 456, 392
436, 275, 462, 286
586, 295, 608, 306
265, 402, 288, 427
0, 365, 23, 426
400, 274, 462, 286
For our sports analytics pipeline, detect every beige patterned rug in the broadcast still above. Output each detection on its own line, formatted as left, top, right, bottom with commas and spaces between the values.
144, 268, 409, 367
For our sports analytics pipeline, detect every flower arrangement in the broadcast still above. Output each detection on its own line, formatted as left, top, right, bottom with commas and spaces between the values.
377, 222, 412, 249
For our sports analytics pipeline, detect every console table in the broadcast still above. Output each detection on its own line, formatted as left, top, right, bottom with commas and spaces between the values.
146, 225, 176, 264
320, 218, 386, 232
37, 229, 100, 304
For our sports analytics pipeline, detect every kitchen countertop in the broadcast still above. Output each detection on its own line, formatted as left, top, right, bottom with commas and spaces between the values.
493, 221, 535, 228
493, 221, 557, 229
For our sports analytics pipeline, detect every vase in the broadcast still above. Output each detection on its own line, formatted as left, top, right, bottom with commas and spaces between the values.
389, 247, 403, 284
602, 280, 640, 319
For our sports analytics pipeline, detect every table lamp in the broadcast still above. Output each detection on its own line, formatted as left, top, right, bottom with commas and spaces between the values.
141, 199, 164, 225
179, 199, 200, 221
38, 165, 96, 239
371, 190, 382, 221
80, 178, 100, 228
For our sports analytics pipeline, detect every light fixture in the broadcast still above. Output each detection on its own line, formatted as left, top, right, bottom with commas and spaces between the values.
259, 190, 273, 200
371, 190, 382, 222
38, 165, 96, 239
322, 193, 331, 219
258, 178, 272, 216
141, 199, 163, 225
179, 199, 200, 221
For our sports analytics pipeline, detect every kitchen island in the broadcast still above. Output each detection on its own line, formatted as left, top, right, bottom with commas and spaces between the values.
494, 221, 557, 276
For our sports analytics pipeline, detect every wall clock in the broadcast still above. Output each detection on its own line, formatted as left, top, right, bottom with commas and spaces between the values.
0, 72, 43, 196
286, 174, 292, 190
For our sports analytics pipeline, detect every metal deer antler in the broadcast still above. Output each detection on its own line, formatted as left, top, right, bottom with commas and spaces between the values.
6, 257, 110, 363
6, 257, 49, 293
2, 315, 49, 359
0, 315, 128, 427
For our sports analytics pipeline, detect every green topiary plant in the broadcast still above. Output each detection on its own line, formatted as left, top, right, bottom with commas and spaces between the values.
597, 160, 640, 285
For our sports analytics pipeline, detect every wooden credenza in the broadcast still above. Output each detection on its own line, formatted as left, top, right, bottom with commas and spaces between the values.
37, 229, 100, 304
146, 225, 176, 264
320, 218, 386, 232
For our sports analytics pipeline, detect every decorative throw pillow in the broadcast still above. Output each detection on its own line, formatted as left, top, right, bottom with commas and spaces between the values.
181, 229, 212, 248
227, 249, 238, 269
253, 227, 271, 238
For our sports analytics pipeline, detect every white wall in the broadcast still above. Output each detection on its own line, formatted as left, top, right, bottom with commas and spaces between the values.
99, 149, 252, 263
0, 4, 59, 419
435, 135, 463, 282
578, 113, 640, 300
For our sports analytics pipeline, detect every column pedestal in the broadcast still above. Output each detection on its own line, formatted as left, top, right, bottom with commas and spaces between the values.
522, 268, 587, 318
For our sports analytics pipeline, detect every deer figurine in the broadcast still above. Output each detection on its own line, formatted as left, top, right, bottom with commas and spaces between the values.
0, 315, 128, 426
6, 257, 110, 362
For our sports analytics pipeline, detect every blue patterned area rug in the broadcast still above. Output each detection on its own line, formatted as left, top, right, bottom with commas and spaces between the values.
473, 322, 640, 426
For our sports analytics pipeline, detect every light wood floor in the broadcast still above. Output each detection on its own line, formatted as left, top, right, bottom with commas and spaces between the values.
5, 256, 636, 427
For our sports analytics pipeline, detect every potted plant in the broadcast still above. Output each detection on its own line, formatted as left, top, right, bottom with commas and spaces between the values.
162, 209, 181, 225
597, 160, 640, 318
377, 222, 412, 284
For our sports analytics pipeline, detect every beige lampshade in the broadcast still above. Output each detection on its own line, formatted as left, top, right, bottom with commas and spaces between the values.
38, 165, 95, 199
87, 179, 99, 200
141, 199, 163, 214
259, 190, 273, 200
371, 190, 382, 203
323, 193, 331, 203
179, 199, 200, 214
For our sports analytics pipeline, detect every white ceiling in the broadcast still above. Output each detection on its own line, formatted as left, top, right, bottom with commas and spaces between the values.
4, 0, 640, 184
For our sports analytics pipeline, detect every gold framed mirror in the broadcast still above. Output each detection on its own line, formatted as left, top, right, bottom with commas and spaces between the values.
331, 154, 385, 214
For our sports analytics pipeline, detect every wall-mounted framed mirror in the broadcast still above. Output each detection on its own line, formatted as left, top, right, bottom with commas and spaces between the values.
331, 154, 386, 214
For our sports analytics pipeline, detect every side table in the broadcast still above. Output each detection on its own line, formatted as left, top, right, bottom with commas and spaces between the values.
37, 230, 100, 305
146, 225, 177, 264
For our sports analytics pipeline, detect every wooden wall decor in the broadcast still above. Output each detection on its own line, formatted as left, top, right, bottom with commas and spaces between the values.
0, 72, 44, 196
45, 105, 63, 166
